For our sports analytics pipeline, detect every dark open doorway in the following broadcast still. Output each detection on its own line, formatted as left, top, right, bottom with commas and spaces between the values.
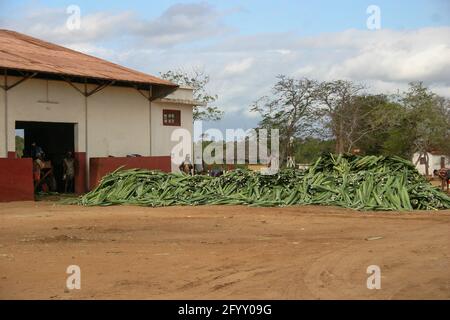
15, 121, 75, 193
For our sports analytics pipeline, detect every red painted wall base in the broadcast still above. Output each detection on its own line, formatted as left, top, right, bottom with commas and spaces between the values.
89, 156, 171, 190
0, 154, 171, 200
0, 158, 34, 202
74, 152, 87, 194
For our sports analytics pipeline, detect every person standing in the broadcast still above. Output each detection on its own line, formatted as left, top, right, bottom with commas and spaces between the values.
438, 168, 450, 193
194, 155, 205, 174
30, 142, 44, 159
179, 154, 193, 175
33, 153, 45, 191
63, 151, 76, 193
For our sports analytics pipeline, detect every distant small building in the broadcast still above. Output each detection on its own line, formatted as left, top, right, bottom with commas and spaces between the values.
412, 151, 450, 176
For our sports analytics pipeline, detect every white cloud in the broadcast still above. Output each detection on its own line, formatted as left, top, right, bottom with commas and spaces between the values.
223, 58, 254, 75
2, 7, 134, 45
65, 42, 117, 60
1, 3, 449, 131
131, 2, 232, 47
319, 28, 450, 84
1, 2, 231, 48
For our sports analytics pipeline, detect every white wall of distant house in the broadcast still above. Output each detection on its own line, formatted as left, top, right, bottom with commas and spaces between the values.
412, 152, 450, 175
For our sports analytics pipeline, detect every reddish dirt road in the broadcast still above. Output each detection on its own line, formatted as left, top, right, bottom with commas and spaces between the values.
0, 201, 449, 299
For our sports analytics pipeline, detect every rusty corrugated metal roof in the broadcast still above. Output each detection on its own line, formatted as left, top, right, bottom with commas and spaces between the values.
0, 29, 177, 87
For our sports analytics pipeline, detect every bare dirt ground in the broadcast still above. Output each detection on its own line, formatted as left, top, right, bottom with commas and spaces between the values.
0, 201, 449, 300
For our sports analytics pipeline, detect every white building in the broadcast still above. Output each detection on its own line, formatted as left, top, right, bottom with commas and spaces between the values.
412, 152, 450, 176
0, 29, 199, 200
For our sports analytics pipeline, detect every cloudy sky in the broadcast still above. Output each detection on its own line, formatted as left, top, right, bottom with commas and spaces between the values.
0, 0, 449, 132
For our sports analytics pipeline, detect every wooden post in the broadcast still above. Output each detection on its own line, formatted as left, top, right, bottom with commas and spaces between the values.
148, 84, 153, 156
3, 70, 7, 158
84, 78, 89, 190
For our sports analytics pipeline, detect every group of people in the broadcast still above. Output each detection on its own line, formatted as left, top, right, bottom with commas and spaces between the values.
178, 155, 207, 175
31, 142, 76, 193
177, 153, 278, 177
178, 154, 224, 176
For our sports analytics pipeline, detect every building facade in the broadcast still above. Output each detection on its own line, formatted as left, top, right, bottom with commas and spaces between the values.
0, 30, 197, 200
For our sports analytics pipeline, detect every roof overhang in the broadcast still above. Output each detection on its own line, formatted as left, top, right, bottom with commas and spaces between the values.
0, 67, 178, 100
154, 97, 206, 106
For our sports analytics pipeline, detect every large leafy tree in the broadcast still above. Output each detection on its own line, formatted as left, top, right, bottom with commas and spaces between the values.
314, 80, 366, 154
340, 94, 401, 155
251, 75, 449, 166
160, 69, 223, 121
399, 82, 450, 174
294, 137, 335, 163
250, 75, 317, 163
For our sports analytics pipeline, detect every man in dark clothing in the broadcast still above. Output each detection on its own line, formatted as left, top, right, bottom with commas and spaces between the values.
30, 142, 44, 159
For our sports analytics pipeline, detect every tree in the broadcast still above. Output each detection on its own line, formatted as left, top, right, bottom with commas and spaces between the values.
340, 94, 401, 154
294, 137, 335, 163
250, 75, 317, 163
433, 95, 450, 158
160, 69, 223, 121
354, 98, 406, 156
15, 135, 24, 158
315, 80, 365, 154
402, 82, 450, 175
251, 76, 449, 167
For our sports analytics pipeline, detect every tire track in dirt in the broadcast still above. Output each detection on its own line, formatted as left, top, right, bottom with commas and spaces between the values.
1, 202, 449, 299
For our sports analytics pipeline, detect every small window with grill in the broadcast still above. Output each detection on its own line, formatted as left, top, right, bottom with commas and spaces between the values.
163, 109, 181, 126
